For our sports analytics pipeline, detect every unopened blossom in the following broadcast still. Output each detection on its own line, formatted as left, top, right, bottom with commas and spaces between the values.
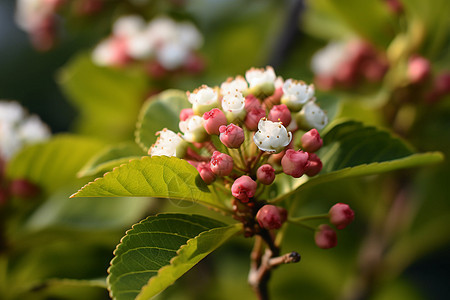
244, 94, 261, 112
188, 85, 219, 115
9, 179, 40, 198
219, 124, 244, 148
268, 104, 292, 126
281, 149, 309, 178
256, 205, 287, 230
408, 55, 431, 84
210, 151, 233, 176
113, 15, 146, 38
305, 153, 322, 177
196, 162, 216, 185
329, 203, 355, 229
245, 66, 276, 97
179, 108, 194, 122
296, 101, 328, 130
256, 164, 275, 185
179, 115, 208, 143
301, 129, 323, 153
281, 79, 315, 111
221, 76, 248, 94
149, 128, 186, 158
315, 224, 337, 249
222, 90, 246, 122
245, 107, 266, 131
203, 108, 227, 135
231, 175, 257, 202
253, 118, 292, 153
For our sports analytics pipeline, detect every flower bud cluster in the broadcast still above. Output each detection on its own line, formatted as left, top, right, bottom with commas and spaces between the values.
149, 66, 329, 235
91, 15, 205, 75
311, 40, 388, 91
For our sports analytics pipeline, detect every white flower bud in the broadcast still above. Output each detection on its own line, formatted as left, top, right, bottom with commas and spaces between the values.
188, 85, 219, 115
281, 79, 315, 111
179, 115, 208, 143
221, 90, 246, 122
149, 129, 187, 158
156, 42, 189, 70
296, 102, 328, 130
220, 76, 248, 94
253, 118, 292, 153
245, 66, 276, 88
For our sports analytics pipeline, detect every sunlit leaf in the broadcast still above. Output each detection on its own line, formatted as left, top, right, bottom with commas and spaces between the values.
78, 142, 145, 177
71, 156, 228, 211
107, 214, 241, 300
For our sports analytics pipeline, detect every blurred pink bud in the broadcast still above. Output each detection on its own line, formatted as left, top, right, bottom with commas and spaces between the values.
426, 72, 450, 104
197, 162, 216, 184
385, 0, 403, 14
31, 16, 57, 52
256, 164, 275, 185
305, 153, 322, 177
245, 94, 261, 112
329, 203, 354, 229
180, 108, 194, 122
146, 61, 168, 79
203, 108, 227, 135
408, 55, 431, 84
315, 224, 337, 249
281, 149, 309, 178
301, 129, 323, 152
362, 60, 388, 82
314, 75, 336, 91
9, 179, 40, 199
231, 175, 257, 202
0, 188, 8, 206
219, 124, 245, 148
245, 107, 266, 131
256, 205, 287, 230
268, 104, 292, 126
210, 151, 234, 176
184, 53, 205, 74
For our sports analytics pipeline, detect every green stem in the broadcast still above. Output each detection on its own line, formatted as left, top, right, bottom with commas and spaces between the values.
287, 220, 317, 231
289, 214, 329, 223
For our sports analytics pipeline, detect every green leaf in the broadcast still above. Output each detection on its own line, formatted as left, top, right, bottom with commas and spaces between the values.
6, 135, 105, 194
78, 142, 145, 177
135, 90, 190, 152
59, 53, 148, 142
71, 156, 228, 211
272, 121, 443, 202
107, 214, 241, 300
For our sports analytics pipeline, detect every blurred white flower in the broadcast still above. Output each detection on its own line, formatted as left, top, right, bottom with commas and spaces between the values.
0, 101, 50, 160
311, 41, 348, 77
296, 101, 328, 130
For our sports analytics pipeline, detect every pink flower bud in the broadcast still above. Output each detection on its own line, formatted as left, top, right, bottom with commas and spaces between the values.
268, 104, 292, 126
245, 94, 261, 112
264, 86, 283, 107
305, 153, 322, 177
315, 224, 337, 249
219, 124, 245, 148
245, 107, 266, 131
301, 129, 323, 152
329, 203, 355, 229
408, 55, 431, 84
180, 108, 194, 121
257, 164, 275, 185
281, 149, 309, 178
231, 175, 257, 202
9, 179, 40, 199
210, 151, 234, 176
203, 108, 227, 135
256, 205, 287, 230
196, 162, 216, 185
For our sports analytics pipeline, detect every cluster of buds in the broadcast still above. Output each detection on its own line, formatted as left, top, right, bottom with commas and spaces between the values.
92, 15, 205, 76
311, 40, 388, 91
149, 66, 329, 235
